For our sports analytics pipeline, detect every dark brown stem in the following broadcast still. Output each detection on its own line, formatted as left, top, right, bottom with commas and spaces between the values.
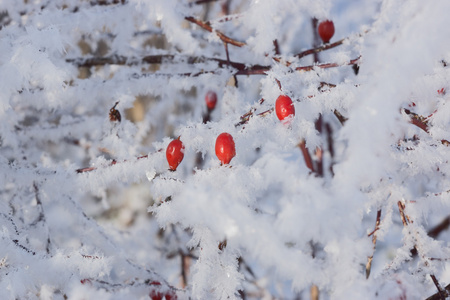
397, 201, 410, 227
224, 42, 231, 66
298, 140, 315, 173
190, 0, 219, 5
314, 114, 323, 177
430, 275, 447, 300
366, 209, 381, 279
426, 284, 450, 300
273, 39, 280, 55
90, 0, 126, 6
179, 250, 189, 288
275, 78, 282, 90
296, 37, 347, 60
311, 18, 320, 63
428, 216, 450, 239
403, 109, 450, 145
325, 123, 335, 158
403, 108, 429, 132
295, 56, 361, 72
333, 110, 348, 125
76, 154, 150, 173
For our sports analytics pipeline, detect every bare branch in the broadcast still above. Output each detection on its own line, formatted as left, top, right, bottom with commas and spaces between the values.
366, 209, 381, 279
298, 140, 315, 173
295, 37, 347, 60
185, 16, 245, 47
429, 275, 448, 300
428, 216, 450, 239
295, 56, 361, 72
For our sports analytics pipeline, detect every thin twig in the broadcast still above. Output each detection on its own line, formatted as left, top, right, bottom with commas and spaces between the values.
333, 110, 348, 125
397, 201, 410, 226
427, 284, 450, 300
430, 274, 447, 300
296, 37, 347, 60
295, 56, 361, 72
185, 16, 245, 47
428, 216, 450, 239
189, 0, 219, 5
298, 140, 315, 173
76, 154, 151, 173
366, 209, 381, 279
273, 39, 280, 55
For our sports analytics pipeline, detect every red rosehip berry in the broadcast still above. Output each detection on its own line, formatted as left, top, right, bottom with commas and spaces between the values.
149, 286, 177, 300
318, 20, 335, 43
205, 91, 218, 111
275, 95, 295, 122
215, 133, 236, 165
166, 137, 185, 171
149, 290, 163, 300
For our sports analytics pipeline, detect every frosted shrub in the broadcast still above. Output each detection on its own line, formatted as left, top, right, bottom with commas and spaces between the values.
1, 0, 450, 299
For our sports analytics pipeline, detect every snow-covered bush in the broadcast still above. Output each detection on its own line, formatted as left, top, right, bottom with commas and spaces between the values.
1, 0, 450, 299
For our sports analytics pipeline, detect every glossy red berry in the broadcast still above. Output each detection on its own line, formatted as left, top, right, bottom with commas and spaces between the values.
215, 133, 236, 165
318, 20, 335, 43
166, 137, 185, 171
205, 91, 218, 111
275, 95, 295, 122
150, 291, 177, 300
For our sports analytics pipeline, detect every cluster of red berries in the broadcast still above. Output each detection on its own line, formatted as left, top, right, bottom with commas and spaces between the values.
148, 281, 177, 300
166, 131, 236, 170
166, 91, 236, 170
165, 19, 334, 171
166, 92, 299, 170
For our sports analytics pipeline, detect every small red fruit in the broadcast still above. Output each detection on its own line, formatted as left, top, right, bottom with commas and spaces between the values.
205, 91, 218, 111
318, 20, 335, 43
275, 95, 295, 122
215, 133, 236, 165
166, 137, 185, 171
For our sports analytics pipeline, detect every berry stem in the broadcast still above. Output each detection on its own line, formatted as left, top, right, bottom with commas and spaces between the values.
298, 140, 315, 173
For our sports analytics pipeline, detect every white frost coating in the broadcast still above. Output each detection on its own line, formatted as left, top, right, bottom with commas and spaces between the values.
1, 0, 450, 299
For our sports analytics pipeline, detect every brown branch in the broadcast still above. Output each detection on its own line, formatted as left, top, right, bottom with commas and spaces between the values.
397, 201, 410, 226
185, 16, 245, 47
235, 98, 265, 127
298, 140, 315, 173
90, 0, 126, 5
67, 54, 271, 75
333, 110, 348, 125
189, 0, 219, 5
366, 209, 381, 279
296, 37, 347, 60
224, 42, 231, 66
428, 216, 450, 239
295, 56, 361, 72
403, 108, 429, 133
67, 54, 359, 78
76, 154, 150, 173
403, 109, 450, 145
426, 284, 450, 300
430, 275, 448, 300
273, 39, 280, 55
179, 250, 190, 288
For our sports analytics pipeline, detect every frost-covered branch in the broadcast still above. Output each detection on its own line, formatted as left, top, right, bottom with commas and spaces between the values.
185, 16, 246, 47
